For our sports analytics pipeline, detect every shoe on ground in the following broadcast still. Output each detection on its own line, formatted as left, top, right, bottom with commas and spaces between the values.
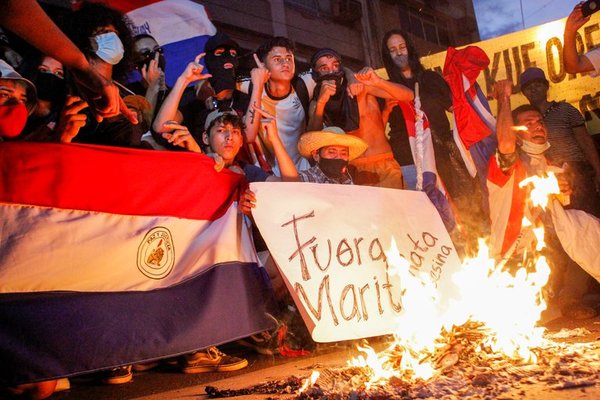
54, 377, 70, 392
179, 347, 248, 373
132, 361, 160, 372
102, 365, 133, 385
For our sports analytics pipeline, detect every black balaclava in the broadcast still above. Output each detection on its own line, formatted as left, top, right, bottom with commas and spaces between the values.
204, 32, 239, 96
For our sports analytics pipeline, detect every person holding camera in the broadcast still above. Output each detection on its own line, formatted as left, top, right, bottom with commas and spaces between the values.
564, 1, 600, 75
130, 34, 167, 119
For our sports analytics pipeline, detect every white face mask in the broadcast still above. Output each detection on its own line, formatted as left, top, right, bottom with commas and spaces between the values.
91, 32, 124, 65
520, 139, 550, 155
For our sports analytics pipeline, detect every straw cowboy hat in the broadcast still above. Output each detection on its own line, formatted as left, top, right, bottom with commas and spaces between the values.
298, 126, 367, 161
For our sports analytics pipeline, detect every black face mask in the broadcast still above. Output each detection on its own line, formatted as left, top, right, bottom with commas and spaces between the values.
34, 72, 66, 106
314, 70, 345, 90
205, 47, 238, 95
318, 157, 348, 178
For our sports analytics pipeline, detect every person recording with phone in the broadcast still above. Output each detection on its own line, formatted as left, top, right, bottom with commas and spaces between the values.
61, 2, 144, 147
130, 34, 168, 119
563, 1, 600, 75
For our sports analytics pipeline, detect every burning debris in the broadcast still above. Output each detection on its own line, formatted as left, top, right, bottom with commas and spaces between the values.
205, 327, 600, 399
206, 172, 600, 399
294, 327, 600, 399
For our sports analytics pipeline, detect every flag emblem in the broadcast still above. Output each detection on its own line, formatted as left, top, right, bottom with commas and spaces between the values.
137, 226, 175, 279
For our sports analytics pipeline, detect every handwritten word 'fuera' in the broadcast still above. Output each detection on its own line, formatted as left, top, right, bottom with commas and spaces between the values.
282, 211, 402, 325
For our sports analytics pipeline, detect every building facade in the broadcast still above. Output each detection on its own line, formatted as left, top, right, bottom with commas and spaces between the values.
202, 0, 480, 71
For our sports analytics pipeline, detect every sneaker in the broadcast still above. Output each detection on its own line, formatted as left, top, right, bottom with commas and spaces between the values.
179, 347, 248, 373
102, 365, 133, 385
54, 377, 70, 393
132, 361, 160, 372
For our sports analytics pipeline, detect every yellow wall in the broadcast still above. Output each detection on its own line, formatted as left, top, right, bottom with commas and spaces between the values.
379, 13, 600, 135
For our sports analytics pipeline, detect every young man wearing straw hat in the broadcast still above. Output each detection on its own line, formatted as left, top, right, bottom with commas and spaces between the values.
239, 125, 368, 219
295, 125, 368, 184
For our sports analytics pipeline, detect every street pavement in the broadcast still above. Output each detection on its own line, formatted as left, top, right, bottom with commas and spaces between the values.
50, 316, 600, 400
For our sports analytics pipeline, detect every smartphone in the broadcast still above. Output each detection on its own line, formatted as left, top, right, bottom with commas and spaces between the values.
582, 0, 600, 17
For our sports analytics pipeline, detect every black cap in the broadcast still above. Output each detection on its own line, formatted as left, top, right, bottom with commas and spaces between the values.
310, 48, 341, 68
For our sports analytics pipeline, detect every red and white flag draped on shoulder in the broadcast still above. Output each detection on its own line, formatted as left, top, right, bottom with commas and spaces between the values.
0, 142, 275, 386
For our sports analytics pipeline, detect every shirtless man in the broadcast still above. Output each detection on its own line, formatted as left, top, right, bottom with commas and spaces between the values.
307, 48, 413, 188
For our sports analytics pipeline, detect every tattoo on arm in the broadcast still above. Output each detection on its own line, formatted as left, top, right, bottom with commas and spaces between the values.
249, 104, 256, 124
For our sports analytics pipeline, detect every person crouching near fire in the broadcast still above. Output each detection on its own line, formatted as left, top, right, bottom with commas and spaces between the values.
491, 79, 597, 321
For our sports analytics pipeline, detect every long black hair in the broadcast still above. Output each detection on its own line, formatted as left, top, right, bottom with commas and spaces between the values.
381, 29, 425, 84
64, 2, 134, 81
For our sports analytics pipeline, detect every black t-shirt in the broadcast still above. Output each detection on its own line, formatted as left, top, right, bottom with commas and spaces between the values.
387, 69, 453, 165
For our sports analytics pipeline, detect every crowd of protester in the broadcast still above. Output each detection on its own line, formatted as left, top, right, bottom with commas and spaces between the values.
2, 1, 600, 399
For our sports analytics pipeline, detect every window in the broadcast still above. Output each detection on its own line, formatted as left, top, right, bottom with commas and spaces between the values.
398, 4, 451, 46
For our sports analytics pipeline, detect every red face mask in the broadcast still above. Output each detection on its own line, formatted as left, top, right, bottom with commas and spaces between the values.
0, 102, 28, 138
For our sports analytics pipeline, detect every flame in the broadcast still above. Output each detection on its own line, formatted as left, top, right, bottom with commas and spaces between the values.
511, 125, 528, 131
518, 172, 560, 209
298, 370, 319, 393
341, 172, 559, 388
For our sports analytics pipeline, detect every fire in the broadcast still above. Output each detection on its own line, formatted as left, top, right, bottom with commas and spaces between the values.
518, 171, 560, 209
298, 371, 320, 393
341, 173, 559, 388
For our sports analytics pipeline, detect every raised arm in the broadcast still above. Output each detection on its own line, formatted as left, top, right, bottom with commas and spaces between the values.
306, 79, 337, 131
253, 105, 300, 182
243, 54, 271, 143
564, 3, 595, 74
494, 80, 516, 155
153, 53, 211, 133
354, 67, 414, 101
141, 51, 165, 115
1, 0, 137, 123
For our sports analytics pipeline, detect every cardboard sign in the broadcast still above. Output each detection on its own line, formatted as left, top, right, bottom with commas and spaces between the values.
250, 182, 462, 342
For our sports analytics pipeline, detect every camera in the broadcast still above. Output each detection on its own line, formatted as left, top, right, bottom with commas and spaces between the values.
582, 0, 600, 17
135, 47, 164, 71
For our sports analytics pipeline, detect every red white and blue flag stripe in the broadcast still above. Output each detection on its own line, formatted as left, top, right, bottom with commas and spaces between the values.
0, 142, 275, 385
395, 99, 456, 231
106, 0, 217, 87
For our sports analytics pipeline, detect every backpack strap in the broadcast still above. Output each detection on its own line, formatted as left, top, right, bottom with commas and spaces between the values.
292, 76, 310, 121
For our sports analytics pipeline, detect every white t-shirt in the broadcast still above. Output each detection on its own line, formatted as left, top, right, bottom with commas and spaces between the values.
584, 46, 600, 76
239, 73, 315, 175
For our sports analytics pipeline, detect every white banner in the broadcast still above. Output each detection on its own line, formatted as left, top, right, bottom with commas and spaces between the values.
251, 182, 462, 342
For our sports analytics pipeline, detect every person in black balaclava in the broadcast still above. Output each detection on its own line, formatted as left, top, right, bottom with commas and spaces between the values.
306, 48, 359, 133
200, 31, 240, 110
179, 31, 248, 146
